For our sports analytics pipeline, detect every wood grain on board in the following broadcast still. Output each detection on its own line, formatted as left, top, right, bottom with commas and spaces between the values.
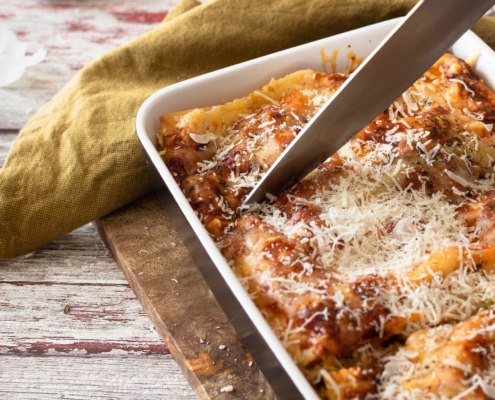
95, 193, 275, 399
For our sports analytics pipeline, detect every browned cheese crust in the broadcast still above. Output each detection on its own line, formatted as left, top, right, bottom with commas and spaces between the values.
158, 54, 495, 399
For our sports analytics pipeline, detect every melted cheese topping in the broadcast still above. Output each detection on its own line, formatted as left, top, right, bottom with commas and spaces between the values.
158, 54, 495, 399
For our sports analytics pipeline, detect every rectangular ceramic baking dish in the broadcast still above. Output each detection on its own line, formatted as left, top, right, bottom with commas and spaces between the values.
136, 18, 495, 399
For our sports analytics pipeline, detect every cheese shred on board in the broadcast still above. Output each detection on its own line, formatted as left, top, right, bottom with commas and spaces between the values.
158, 54, 495, 399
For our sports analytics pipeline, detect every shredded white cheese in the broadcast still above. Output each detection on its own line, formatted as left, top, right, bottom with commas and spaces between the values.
253, 90, 279, 105
220, 385, 234, 393
175, 61, 495, 399
189, 132, 217, 144
449, 78, 475, 97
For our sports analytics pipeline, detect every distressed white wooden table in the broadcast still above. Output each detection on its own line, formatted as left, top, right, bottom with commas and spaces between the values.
0, 1, 196, 398
5, 2, 495, 398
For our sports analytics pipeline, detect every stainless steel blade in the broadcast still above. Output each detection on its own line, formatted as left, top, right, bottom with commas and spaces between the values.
243, 0, 494, 205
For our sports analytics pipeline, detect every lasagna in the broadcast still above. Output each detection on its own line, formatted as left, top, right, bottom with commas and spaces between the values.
157, 53, 495, 399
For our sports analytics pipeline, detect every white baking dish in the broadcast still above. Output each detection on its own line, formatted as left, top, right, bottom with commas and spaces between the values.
136, 18, 495, 399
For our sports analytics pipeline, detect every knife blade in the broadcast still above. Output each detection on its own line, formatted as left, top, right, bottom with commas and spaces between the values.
243, 0, 494, 206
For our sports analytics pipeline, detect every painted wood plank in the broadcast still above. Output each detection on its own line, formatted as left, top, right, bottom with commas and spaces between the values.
0, 0, 179, 130
0, 282, 165, 353
0, 221, 195, 398
0, 224, 126, 284
0, 0, 200, 397
0, 355, 196, 399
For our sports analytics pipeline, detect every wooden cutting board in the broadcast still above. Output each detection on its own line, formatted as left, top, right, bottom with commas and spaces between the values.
94, 192, 275, 399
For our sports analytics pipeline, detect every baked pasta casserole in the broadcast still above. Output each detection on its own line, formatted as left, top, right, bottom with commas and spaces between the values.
157, 53, 495, 399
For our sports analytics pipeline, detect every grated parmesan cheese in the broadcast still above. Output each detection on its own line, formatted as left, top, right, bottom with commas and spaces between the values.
449, 78, 475, 96
160, 55, 495, 399
220, 385, 234, 393
189, 132, 218, 144
253, 90, 279, 105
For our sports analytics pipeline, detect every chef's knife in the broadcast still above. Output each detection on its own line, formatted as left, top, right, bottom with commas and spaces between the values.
243, 0, 495, 205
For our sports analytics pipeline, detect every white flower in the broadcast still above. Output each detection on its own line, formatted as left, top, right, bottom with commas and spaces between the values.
0, 26, 46, 87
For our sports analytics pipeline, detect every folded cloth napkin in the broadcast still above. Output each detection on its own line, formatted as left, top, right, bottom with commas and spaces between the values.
2, 0, 495, 258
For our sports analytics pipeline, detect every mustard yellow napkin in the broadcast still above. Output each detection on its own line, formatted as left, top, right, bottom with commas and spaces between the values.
2, 0, 495, 258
